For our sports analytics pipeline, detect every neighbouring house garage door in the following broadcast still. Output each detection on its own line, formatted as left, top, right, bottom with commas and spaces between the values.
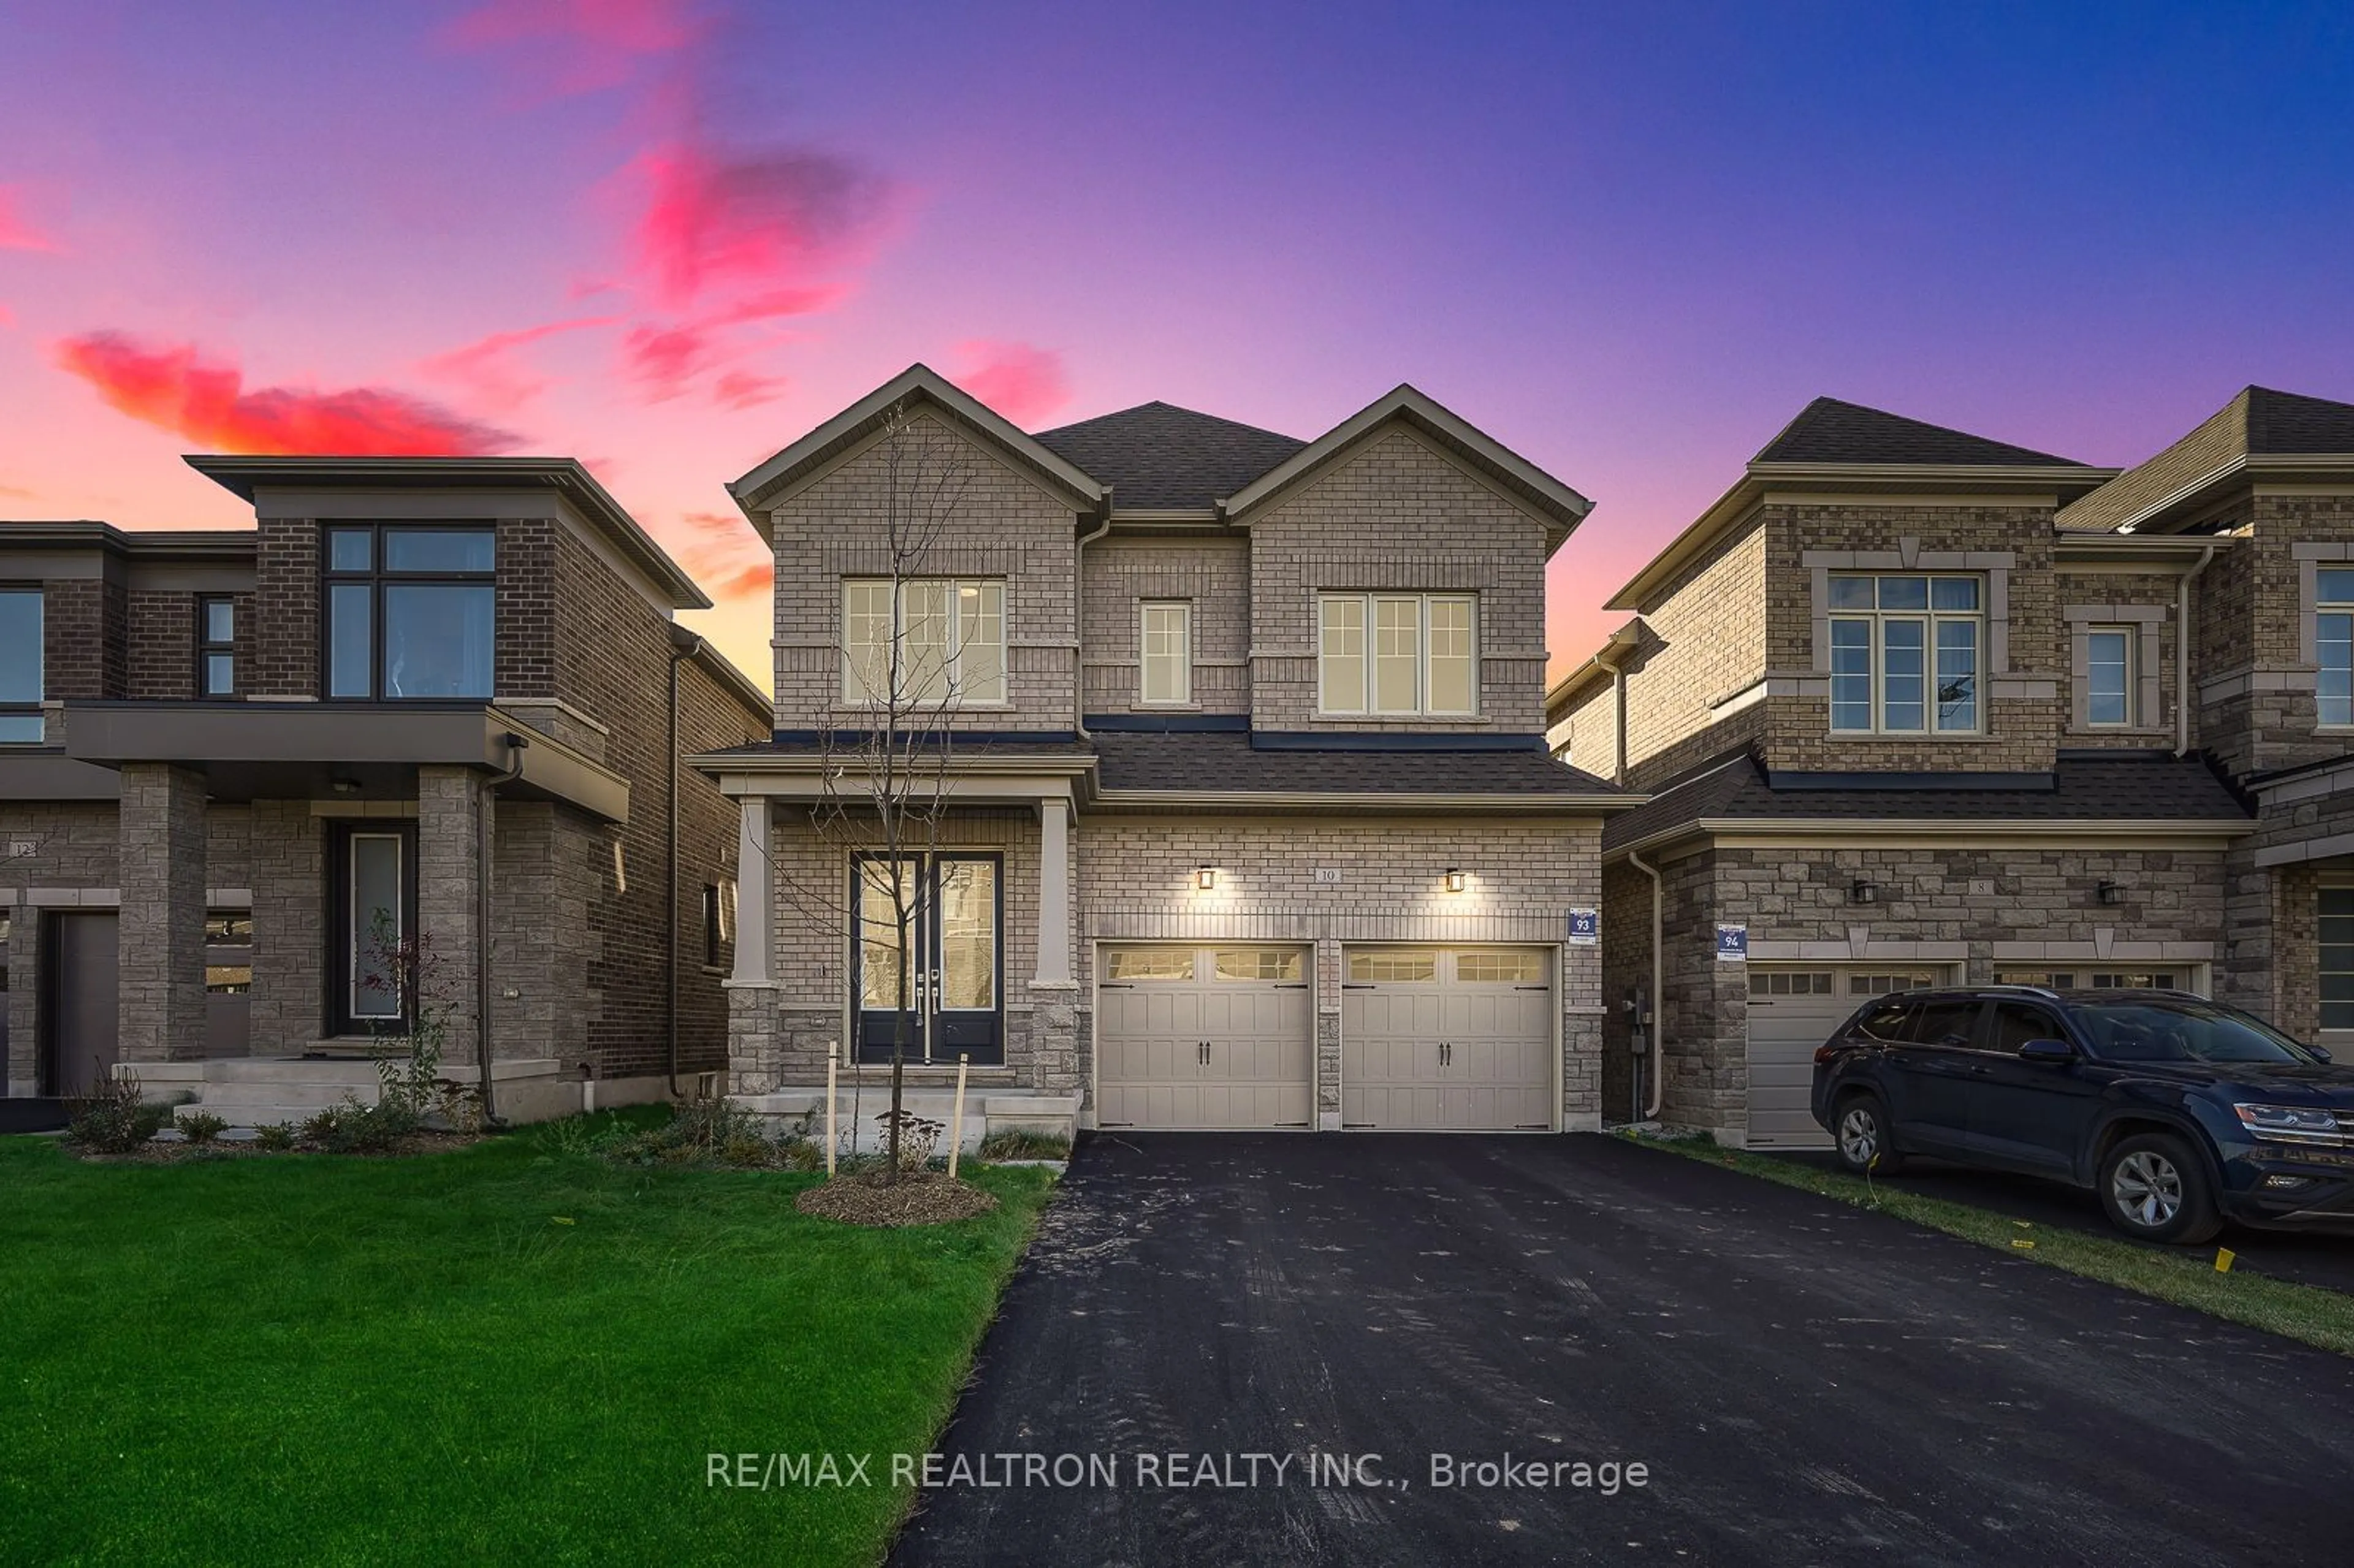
1341, 947, 1554, 1131
1096, 945, 1313, 1130
1745, 967, 1946, 1148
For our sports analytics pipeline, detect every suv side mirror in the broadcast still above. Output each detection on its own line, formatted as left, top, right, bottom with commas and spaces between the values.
2311, 1044, 2334, 1064
2018, 1037, 2077, 1064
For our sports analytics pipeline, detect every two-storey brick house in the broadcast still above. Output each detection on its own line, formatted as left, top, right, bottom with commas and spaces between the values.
701, 365, 1630, 1141
1550, 397, 2258, 1146
0, 458, 768, 1124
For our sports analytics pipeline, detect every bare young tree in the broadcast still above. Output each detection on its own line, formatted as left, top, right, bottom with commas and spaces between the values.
774, 402, 988, 1182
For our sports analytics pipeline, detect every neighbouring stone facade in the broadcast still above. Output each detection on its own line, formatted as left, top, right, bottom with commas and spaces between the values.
116, 764, 208, 1063
1610, 844, 2230, 1141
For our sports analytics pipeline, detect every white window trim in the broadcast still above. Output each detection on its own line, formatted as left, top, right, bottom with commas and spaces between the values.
1137, 599, 1193, 707
1826, 573, 1984, 736
839, 577, 1008, 708
1315, 592, 1479, 718
2082, 625, 2137, 728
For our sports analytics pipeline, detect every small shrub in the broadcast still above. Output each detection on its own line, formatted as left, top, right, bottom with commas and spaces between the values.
536, 1111, 630, 1159
877, 1108, 945, 1172
251, 1122, 297, 1153
779, 1138, 826, 1172
177, 1111, 228, 1146
720, 1132, 777, 1169
302, 1095, 419, 1155
978, 1129, 1072, 1162
65, 1074, 168, 1154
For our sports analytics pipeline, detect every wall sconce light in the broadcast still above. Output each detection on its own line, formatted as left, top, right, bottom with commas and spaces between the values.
1195, 866, 1219, 891
2097, 880, 2123, 906
1848, 879, 1876, 906
1444, 868, 1468, 894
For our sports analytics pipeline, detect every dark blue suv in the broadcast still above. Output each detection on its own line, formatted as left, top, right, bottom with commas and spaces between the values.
1810, 985, 2354, 1244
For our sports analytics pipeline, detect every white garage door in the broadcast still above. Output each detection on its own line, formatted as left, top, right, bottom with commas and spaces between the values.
1341, 947, 1555, 1131
1745, 967, 1944, 1147
1096, 946, 1313, 1130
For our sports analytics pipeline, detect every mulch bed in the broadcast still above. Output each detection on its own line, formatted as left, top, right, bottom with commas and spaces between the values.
795, 1171, 1000, 1227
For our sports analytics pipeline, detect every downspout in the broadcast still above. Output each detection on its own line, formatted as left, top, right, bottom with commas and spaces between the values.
667, 627, 706, 1098
1610, 661, 1629, 786
478, 731, 528, 1126
1626, 848, 1664, 1120
2176, 545, 2215, 756
1072, 506, 1113, 740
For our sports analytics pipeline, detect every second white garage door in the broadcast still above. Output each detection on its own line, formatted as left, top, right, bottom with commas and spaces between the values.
1096, 945, 1314, 1130
1341, 947, 1555, 1130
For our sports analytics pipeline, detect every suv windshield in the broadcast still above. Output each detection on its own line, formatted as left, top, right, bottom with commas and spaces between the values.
2071, 999, 2318, 1065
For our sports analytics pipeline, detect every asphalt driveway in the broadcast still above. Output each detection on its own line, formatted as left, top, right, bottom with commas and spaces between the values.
893, 1133, 2354, 1567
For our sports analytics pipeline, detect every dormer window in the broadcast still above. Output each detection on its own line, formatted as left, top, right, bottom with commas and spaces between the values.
324, 526, 496, 701
1827, 573, 1981, 734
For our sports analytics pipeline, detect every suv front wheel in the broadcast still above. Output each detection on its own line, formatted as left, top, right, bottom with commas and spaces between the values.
1832, 1093, 1905, 1176
2098, 1132, 2222, 1245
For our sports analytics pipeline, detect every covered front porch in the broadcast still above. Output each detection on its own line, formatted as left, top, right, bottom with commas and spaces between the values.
703, 745, 1093, 1144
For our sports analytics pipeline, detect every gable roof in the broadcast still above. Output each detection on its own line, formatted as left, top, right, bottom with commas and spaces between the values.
1032, 402, 1305, 512
2055, 385, 2354, 534
1601, 397, 2111, 614
1218, 384, 1594, 543
728, 363, 1107, 527
186, 455, 711, 609
1754, 397, 2090, 468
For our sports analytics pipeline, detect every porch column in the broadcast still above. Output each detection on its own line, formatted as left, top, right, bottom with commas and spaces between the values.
417, 765, 485, 1064
730, 793, 772, 986
246, 799, 323, 1056
118, 762, 208, 1062
1034, 795, 1073, 986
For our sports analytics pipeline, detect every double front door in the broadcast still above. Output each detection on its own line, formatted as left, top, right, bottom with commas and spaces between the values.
853, 853, 1003, 1065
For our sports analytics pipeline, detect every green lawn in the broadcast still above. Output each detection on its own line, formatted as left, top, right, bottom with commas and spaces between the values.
1629, 1131, 2354, 1357
0, 1124, 1054, 1567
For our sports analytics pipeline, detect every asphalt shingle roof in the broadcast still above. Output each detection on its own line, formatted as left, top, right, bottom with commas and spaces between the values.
1032, 402, 1306, 510
1604, 752, 2250, 852
1754, 397, 2089, 468
2244, 386, 2354, 455
1093, 731, 1617, 796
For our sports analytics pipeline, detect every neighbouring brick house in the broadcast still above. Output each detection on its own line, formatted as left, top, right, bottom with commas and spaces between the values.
699, 365, 1632, 1142
0, 459, 768, 1124
1549, 388, 2354, 1147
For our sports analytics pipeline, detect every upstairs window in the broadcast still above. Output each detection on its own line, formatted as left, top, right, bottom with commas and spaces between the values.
197, 595, 236, 698
0, 587, 40, 742
840, 578, 1005, 706
2085, 626, 2135, 726
2318, 569, 2354, 726
1318, 593, 1477, 717
324, 526, 495, 700
1138, 601, 1192, 706
1827, 573, 1980, 734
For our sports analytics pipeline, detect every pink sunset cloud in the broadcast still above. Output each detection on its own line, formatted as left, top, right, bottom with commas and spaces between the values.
417, 316, 617, 413
56, 332, 522, 456
0, 186, 63, 253
672, 508, 772, 601
628, 143, 889, 314
954, 340, 1071, 425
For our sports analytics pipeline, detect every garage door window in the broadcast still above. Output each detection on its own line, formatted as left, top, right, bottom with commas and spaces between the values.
1105, 948, 1194, 982
1848, 972, 1937, 997
1756, 971, 1832, 996
1214, 949, 1302, 982
1348, 950, 1436, 983
1997, 969, 2185, 992
1456, 951, 1544, 983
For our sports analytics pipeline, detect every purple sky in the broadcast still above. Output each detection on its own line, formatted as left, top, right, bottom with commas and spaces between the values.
6, 1, 2353, 684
